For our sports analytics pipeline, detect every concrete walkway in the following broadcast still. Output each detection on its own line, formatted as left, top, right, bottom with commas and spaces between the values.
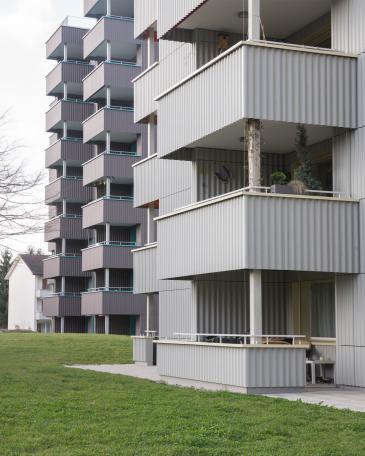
66, 364, 365, 413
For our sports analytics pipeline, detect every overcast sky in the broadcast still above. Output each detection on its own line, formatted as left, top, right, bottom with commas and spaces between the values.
0, 0, 84, 255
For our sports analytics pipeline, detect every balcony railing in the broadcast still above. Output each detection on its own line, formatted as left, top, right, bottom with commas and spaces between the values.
133, 243, 158, 294
86, 287, 133, 293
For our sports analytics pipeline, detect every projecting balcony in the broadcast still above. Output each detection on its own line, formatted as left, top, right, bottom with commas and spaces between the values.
45, 177, 93, 205
133, 243, 158, 294
83, 107, 140, 144
44, 215, 87, 242
43, 293, 82, 317
82, 242, 136, 271
134, 0, 158, 39
81, 288, 146, 315
157, 41, 357, 160
83, 151, 138, 186
157, 190, 360, 280
84, 0, 134, 19
46, 60, 93, 97
43, 255, 91, 279
46, 24, 88, 60
83, 61, 139, 102
46, 99, 95, 134
83, 16, 136, 61
45, 138, 93, 169
82, 196, 146, 228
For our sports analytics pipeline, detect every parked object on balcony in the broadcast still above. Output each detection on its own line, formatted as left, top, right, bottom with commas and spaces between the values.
217, 33, 230, 53
288, 179, 308, 195
270, 171, 293, 195
215, 165, 233, 184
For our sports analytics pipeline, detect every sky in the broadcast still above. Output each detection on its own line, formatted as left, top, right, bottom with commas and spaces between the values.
0, 0, 84, 255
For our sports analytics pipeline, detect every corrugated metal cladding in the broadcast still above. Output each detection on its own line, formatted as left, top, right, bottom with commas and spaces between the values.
46, 100, 94, 132
158, 194, 360, 280
44, 256, 90, 279
157, 0, 206, 39
82, 245, 133, 271
158, 44, 357, 159
159, 189, 192, 216
134, 155, 191, 208
332, 0, 365, 53
46, 140, 93, 168
45, 179, 93, 205
157, 343, 306, 388
83, 153, 136, 186
81, 291, 146, 317
43, 295, 82, 317
159, 286, 194, 338
46, 26, 86, 59
44, 217, 87, 242
46, 62, 92, 96
133, 245, 158, 294
134, 0, 157, 38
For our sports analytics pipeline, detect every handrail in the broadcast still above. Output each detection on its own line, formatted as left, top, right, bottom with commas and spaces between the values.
46, 253, 82, 259
173, 333, 307, 345
108, 105, 134, 112
88, 241, 137, 248
105, 14, 134, 22
63, 136, 83, 142
86, 287, 133, 293
305, 189, 347, 198
107, 59, 139, 67
63, 59, 93, 66
63, 97, 94, 105
46, 292, 81, 298
47, 214, 82, 222
82, 195, 134, 209
82, 150, 137, 166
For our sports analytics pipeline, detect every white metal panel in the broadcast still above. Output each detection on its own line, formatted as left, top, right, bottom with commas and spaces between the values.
133, 244, 158, 294
157, 0, 206, 38
332, 0, 365, 53
159, 286, 194, 338
336, 345, 356, 385
134, 0, 157, 38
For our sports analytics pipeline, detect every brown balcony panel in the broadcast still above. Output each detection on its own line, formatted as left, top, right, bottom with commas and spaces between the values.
45, 178, 93, 205
46, 61, 93, 97
83, 61, 139, 102
82, 245, 133, 271
81, 290, 146, 315
83, 152, 138, 186
82, 198, 146, 228
43, 295, 82, 317
43, 256, 91, 279
44, 217, 88, 242
46, 100, 95, 133
46, 26, 87, 60
45, 139, 93, 168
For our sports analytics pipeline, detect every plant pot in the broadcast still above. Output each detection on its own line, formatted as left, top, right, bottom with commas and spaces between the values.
271, 184, 294, 195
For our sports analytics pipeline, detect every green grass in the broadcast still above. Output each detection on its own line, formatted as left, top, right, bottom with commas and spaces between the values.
0, 334, 365, 456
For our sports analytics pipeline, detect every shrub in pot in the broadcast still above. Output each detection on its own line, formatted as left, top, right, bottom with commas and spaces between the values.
270, 171, 293, 194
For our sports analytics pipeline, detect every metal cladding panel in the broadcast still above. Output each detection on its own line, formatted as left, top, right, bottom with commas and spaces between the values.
46, 140, 93, 168
46, 26, 86, 59
336, 274, 355, 346
45, 217, 87, 242
82, 245, 133, 270
332, 0, 365, 53
47, 62, 93, 96
82, 291, 146, 316
43, 295, 82, 317
134, 155, 191, 207
83, 153, 137, 186
45, 179, 93, 204
43, 256, 90, 279
133, 337, 154, 364
157, 0, 206, 38
83, 62, 139, 101
354, 347, 365, 387
157, 343, 306, 388
133, 244, 158, 294
134, 63, 160, 121
159, 286, 194, 338
84, 0, 98, 16
46, 100, 94, 132
159, 189, 192, 215
134, 0, 157, 38
82, 198, 146, 228
336, 345, 356, 385
243, 45, 357, 129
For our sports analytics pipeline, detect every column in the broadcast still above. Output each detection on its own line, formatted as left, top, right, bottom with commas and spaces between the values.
51, 318, 56, 333
147, 205, 155, 244
106, 177, 111, 198
105, 223, 111, 244
147, 114, 156, 157
62, 160, 67, 178
61, 276, 66, 294
106, 41, 111, 62
63, 121, 68, 139
147, 28, 155, 67
105, 268, 110, 290
60, 317, 65, 334
63, 82, 68, 100
62, 200, 67, 216
106, 86, 111, 108
106, 0, 111, 16
248, 0, 261, 41
105, 315, 110, 335
247, 119, 261, 190
250, 270, 262, 344
106, 131, 111, 152
146, 294, 152, 334
61, 239, 66, 255
63, 44, 68, 61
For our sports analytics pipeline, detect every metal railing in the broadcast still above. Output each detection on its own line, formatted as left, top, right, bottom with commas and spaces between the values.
47, 214, 82, 221
105, 14, 134, 22
45, 292, 81, 298
63, 59, 93, 66
107, 59, 139, 67
173, 333, 307, 345
86, 287, 133, 293
82, 150, 137, 166
107, 105, 134, 112
46, 253, 82, 259
88, 241, 137, 248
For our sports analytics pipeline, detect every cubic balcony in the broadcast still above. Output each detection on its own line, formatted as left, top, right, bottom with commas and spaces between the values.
83, 107, 140, 143
43, 255, 91, 279
46, 99, 95, 134
45, 138, 93, 169
46, 61, 93, 97
83, 196, 146, 228
82, 243, 135, 271
83, 151, 138, 186
157, 41, 357, 160
44, 215, 88, 242
134, 0, 158, 39
45, 177, 93, 205
133, 243, 158, 294
83, 61, 139, 102
83, 16, 136, 60
81, 288, 146, 315
46, 25, 87, 60
84, 0, 134, 19
156, 0, 204, 39
157, 191, 360, 280
43, 293, 82, 317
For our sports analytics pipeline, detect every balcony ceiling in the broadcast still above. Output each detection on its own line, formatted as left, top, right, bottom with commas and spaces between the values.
180, 0, 331, 40
86, 0, 134, 18
88, 41, 137, 61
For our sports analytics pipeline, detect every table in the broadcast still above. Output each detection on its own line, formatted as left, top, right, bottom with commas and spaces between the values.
306, 359, 335, 385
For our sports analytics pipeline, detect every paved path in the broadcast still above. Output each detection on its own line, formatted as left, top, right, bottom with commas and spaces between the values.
67, 364, 365, 413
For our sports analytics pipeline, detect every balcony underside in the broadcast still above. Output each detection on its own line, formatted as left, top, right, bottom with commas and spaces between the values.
81, 290, 146, 315
84, 0, 134, 19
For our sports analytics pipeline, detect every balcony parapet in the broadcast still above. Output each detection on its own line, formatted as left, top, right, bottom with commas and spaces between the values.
46, 60, 93, 97
44, 215, 87, 242
45, 138, 93, 168
46, 25, 89, 60
81, 288, 146, 316
43, 254, 91, 279
82, 242, 137, 270
43, 293, 82, 317
46, 99, 95, 133
133, 243, 158, 294
134, 0, 157, 39
45, 177, 93, 204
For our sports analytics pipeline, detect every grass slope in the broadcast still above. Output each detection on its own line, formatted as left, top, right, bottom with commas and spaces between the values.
0, 333, 364, 456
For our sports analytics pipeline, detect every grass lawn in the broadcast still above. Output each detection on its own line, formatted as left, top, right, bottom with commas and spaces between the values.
0, 334, 365, 456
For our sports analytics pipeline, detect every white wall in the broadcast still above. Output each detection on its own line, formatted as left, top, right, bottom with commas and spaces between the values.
7, 260, 37, 331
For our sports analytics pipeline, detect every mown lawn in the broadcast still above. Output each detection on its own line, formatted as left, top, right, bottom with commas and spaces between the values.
0, 334, 365, 456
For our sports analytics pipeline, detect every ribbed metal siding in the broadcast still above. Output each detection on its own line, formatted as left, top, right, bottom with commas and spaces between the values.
45, 179, 93, 204
43, 256, 90, 279
81, 291, 147, 316
82, 245, 133, 270
159, 189, 192, 215
83, 153, 137, 186
157, 0, 206, 38
46, 26, 87, 59
43, 295, 82, 317
45, 217, 87, 242
134, 0, 157, 38
47, 61, 93, 96
46, 100, 94, 132
332, 0, 365, 53
46, 140, 93, 168
159, 286, 194, 338
133, 244, 158, 294
133, 337, 154, 364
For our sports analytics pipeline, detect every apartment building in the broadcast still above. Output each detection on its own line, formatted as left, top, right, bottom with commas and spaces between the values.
132, 0, 365, 392
43, 1, 151, 335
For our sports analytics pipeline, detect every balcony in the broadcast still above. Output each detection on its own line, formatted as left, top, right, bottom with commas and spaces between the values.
46, 25, 88, 60
45, 177, 93, 205
43, 293, 82, 317
46, 99, 95, 133
157, 190, 360, 280
83, 61, 139, 102
82, 242, 135, 270
46, 61, 93, 97
44, 215, 87, 242
84, 0, 134, 19
83, 107, 141, 143
157, 41, 357, 160
45, 138, 93, 168
134, 0, 157, 39
133, 243, 158, 294
83, 16, 136, 60
83, 151, 138, 186
83, 196, 146, 228
81, 288, 146, 315
43, 255, 91, 279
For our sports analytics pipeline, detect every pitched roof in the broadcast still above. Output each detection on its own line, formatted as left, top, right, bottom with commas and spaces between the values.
19, 254, 49, 276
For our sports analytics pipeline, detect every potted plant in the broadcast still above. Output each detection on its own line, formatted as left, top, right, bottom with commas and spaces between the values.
270, 171, 293, 194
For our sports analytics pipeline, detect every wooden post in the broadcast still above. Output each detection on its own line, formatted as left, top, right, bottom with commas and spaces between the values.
247, 119, 261, 191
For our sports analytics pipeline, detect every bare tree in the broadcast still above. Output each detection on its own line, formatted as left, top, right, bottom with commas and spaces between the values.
0, 111, 45, 241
